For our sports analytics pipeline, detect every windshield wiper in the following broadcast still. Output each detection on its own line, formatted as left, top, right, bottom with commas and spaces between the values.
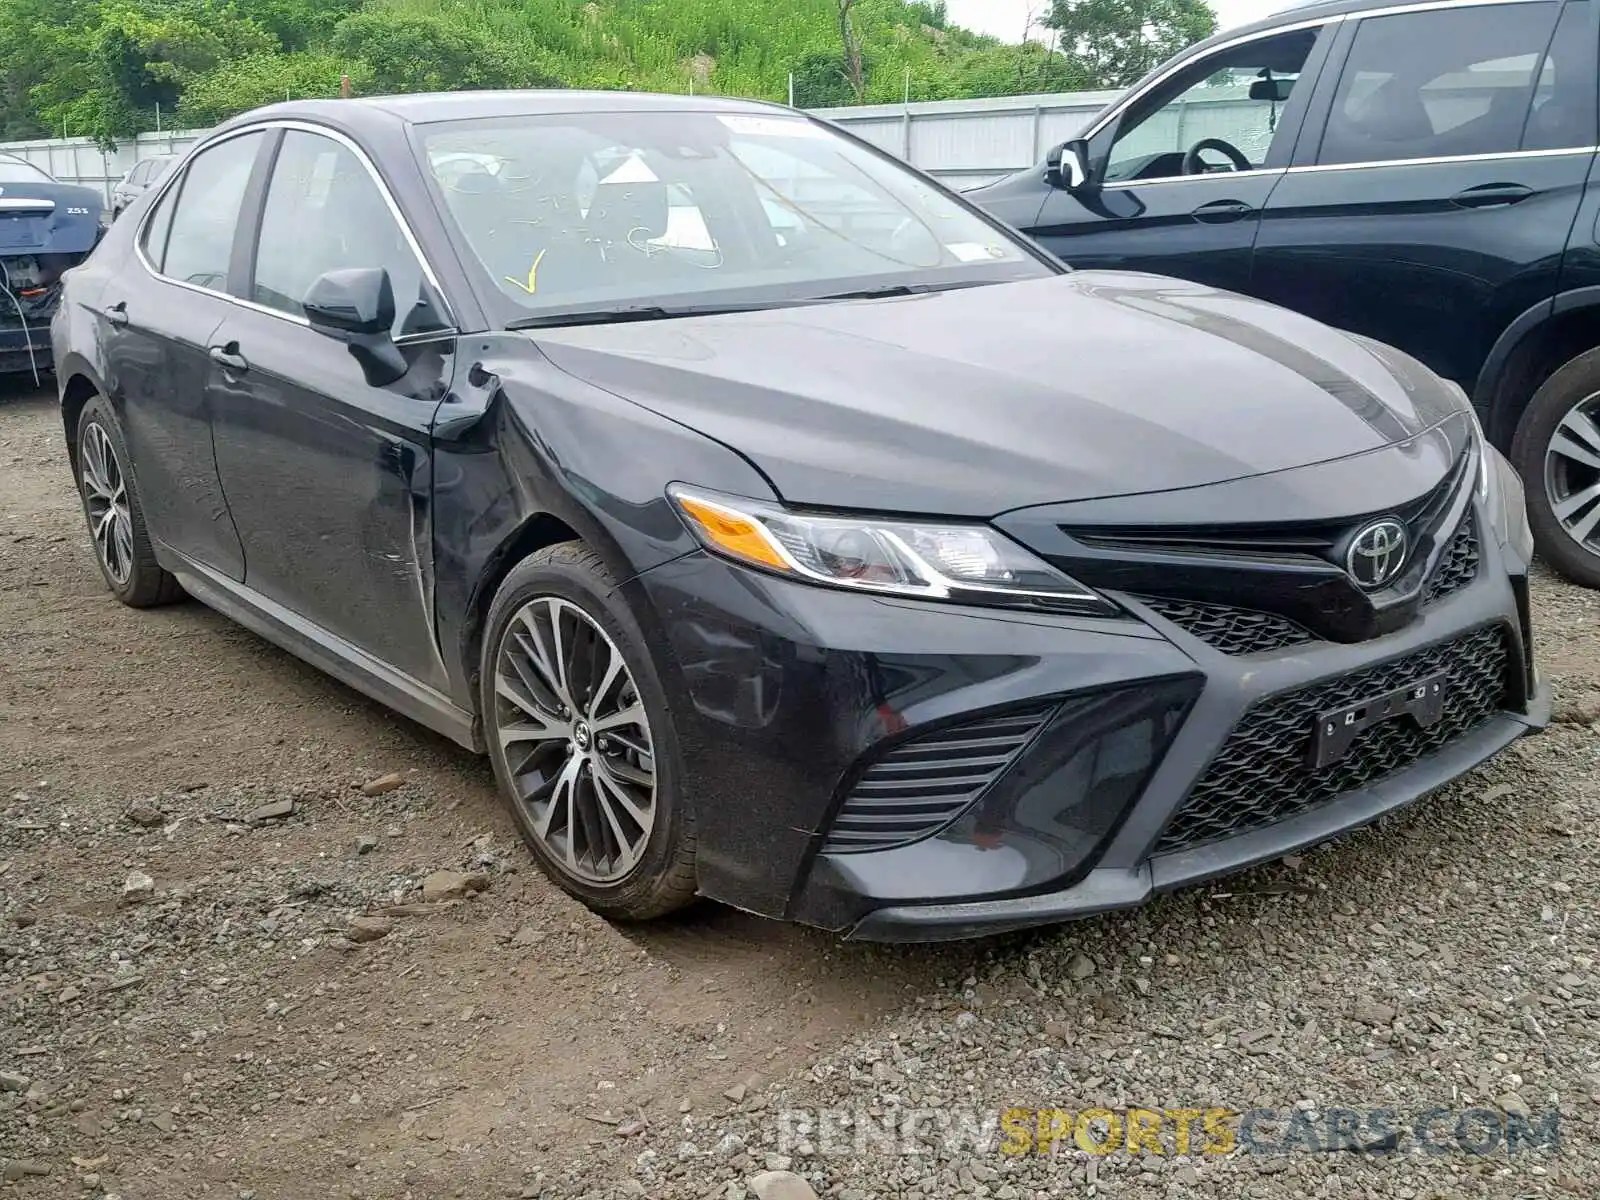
810, 279, 1001, 302
506, 301, 792, 330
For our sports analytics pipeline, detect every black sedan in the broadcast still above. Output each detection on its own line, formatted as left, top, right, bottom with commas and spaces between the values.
51, 91, 1547, 940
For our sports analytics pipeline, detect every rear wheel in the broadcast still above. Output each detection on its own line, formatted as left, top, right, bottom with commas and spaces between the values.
74, 396, 183, 607
479, 542, 697, 920
1512, 348, 1600, 588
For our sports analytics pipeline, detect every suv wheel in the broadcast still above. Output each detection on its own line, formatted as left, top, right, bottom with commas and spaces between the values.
74, 396, 184, 607
479, 542, 698, 921
1512, 348, 1600, 588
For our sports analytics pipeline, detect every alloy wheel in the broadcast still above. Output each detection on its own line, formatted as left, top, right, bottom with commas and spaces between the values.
80, 422, 134, 586
1543, 390, 1600, 555
491, 596, 657, 884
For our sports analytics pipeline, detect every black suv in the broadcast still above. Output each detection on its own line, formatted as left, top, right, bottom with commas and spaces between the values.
971, 0, 1600, 587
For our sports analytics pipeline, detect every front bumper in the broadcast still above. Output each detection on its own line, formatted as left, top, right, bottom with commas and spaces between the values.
633, 506, 1544, 941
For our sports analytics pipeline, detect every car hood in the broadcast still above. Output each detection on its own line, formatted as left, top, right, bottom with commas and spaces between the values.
529, 272, 1462, 517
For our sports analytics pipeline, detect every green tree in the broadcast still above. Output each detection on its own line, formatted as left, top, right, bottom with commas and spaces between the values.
789, 48, 857, 107
1044, 0, 1216, 88
329, 9, 556, 94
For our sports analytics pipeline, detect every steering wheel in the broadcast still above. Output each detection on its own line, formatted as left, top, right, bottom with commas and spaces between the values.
1182, 138, 1252, 175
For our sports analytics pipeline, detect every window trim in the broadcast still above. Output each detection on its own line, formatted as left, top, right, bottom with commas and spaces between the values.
1285, 143, 1598, 173
134, 119, 457, 334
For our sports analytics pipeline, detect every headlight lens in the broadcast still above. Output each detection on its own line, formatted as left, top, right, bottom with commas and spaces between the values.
670, 486, 1115, 614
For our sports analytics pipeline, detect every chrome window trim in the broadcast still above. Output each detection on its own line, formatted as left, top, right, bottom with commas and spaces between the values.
133, 118, 458, 335
1288, 146, 1600, 174
1102, 167, 1288, 189
1076, 0, 1554, 148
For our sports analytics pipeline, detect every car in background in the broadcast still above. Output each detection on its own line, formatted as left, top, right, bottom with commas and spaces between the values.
50, 91, 1544, 940
0, 152, 103, 381
969, 0, 1600, 590
111, 154, 180, 220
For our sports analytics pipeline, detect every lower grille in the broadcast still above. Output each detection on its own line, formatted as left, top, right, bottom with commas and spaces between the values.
1154, 625, 1510, 854
823, 704, 1055, 853
1137, 597, 1316, 655
1423, 515, 1480, 605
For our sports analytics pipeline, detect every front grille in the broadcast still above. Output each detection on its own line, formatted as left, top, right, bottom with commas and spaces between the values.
1423, 515, 1479, 605
1137, 596, 1317, 655
823, 704, 1055, 853
1154, 625, 1510, 854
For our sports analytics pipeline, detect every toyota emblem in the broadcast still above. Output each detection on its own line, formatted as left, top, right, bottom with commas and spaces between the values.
1346, 519, 1409, 590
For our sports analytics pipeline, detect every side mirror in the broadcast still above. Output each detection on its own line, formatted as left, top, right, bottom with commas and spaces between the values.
1046, 139, 1091, 191
303, 266, 408, 387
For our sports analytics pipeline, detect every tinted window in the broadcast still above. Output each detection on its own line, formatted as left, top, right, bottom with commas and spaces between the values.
422, 110, 1046, 321
252, 130, 442, 336
130, 161, 152, 185
0, 157, 53, 183
1524, 1, 1598, 151
160, 133, 262, 290
1107, 28, 1321, 182
140, 180, 178, 270
1319, 2, 1565, 165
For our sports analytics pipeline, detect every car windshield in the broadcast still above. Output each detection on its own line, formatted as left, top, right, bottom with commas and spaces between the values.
418, 109, 1051, 321
0, 157, 54, 184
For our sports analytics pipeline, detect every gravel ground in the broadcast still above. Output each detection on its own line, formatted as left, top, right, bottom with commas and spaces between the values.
3, 383, 1599, 1199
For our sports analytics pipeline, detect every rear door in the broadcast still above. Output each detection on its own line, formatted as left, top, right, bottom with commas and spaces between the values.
1028, 19, 1338, 294
207, 126, 456, 690
1251, 0, 1598, 390
103, 130, 267, 579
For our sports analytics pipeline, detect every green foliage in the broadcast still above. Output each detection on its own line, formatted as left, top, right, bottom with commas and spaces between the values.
0, 0, 1217, 144
1044, 0, 1217, 88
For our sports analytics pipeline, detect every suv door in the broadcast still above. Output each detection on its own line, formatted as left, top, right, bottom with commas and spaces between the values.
1252, 0, 1597, 391
1027, 19, 1337, 293
206, 126, 457, 690
108, 130, 266, 579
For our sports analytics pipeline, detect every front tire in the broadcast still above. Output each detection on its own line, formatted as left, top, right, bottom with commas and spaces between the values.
1511, 348, 1600, 588
74, 396, 182, 607
479, 542, 697, 921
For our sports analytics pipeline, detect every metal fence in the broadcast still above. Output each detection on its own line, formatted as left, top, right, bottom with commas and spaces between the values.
0, 87, 1296, 202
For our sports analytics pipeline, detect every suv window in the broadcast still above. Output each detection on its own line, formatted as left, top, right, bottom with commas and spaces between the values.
159, 132, 263, 290
1318, 1, 1569, 165
1105, 28, 1322, 183
253, 130, 443, 337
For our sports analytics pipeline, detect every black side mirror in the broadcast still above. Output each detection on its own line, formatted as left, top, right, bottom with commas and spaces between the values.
1046, 139, 1092, 191
303, 267, 408, 387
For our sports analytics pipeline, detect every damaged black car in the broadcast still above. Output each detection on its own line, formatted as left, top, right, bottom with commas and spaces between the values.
0, 152, 103, 382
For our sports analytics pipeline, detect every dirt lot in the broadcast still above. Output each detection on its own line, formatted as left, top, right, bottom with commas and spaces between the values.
3, 381, 1600, 1200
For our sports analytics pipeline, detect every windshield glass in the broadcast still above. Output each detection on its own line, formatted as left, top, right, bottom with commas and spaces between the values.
418, 109, 1051, 321
0, 158, 53, 184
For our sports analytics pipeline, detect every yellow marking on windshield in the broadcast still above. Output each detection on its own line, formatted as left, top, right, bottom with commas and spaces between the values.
503, 248, 548, 295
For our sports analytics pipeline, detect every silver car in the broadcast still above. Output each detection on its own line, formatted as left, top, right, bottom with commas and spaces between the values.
110, 154, 179, 220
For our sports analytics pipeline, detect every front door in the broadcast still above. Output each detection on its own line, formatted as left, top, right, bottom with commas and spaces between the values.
207, 127, 457, 690
1252, 0, 1598, 390
1030, 21, 1337, 294
110, 130, 267, 580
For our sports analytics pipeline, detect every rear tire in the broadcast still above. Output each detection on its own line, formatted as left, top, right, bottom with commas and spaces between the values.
479, 542, 697, 921
74, 396, 183, 607
1511, 348, 1600, 589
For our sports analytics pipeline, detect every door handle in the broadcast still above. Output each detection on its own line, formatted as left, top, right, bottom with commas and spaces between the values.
208, 344, 248, 373
104, 301, 128, 327
1451, 183, 1534, 209
1191, 199, 1253, 224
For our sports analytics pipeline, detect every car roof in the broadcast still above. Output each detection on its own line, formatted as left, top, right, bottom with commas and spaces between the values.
1223, 0, 1534, 38
219, 88, 794, 136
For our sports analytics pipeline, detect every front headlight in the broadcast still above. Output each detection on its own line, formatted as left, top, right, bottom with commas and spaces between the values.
669, 486, 1115, 615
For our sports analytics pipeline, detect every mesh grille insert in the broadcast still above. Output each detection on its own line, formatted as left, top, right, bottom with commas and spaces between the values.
1423, 515, 1480, 605
1137, 597, 1317, 655
1154, 625, 1510, 855
823, 704, 1055, 854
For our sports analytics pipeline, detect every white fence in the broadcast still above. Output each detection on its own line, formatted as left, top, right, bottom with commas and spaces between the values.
0, 87, 1292, 202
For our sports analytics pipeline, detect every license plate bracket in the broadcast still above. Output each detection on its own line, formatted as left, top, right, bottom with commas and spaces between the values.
1309, 670, 1448, 769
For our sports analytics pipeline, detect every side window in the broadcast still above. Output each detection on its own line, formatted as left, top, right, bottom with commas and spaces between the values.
1318, 2, 1565, 166
253, 130, 443, 337
126, 161, 149, 186
140, 184, 176, 270
1105, 28, 1322, 183
160, 132, 263, 290
1525, 1, 1597, 151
